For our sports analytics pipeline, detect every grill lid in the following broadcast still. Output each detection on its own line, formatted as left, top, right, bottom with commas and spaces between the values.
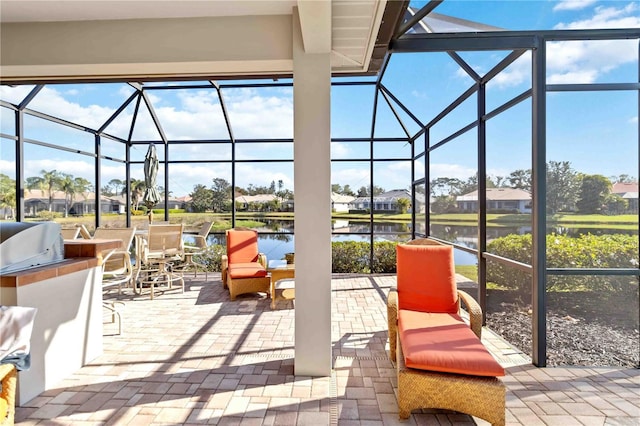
0, 222, 64, 274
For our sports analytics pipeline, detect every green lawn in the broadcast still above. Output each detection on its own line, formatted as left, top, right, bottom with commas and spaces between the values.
430, 212, 638, 227
455, 265, 505, 290
22, 211, 638, 232
455, 265, 478, 282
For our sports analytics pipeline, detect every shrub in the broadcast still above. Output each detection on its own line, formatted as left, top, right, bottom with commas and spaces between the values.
487, 233, 639, 294
195, 240, 397, 274
36, 210, 62, 220
331, 241, 371, 273
192, 244, 226, 272
371, 241, 397, 273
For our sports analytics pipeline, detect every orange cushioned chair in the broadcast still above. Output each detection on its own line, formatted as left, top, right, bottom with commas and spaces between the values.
388, 239, 506, 425
221, 228, 270, 300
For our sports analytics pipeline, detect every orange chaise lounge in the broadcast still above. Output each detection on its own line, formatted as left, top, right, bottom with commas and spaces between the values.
221, 228, 270, 300
388, 239, 506, 425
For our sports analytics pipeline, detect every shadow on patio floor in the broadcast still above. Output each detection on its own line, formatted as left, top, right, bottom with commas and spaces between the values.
15, 273, 640, 425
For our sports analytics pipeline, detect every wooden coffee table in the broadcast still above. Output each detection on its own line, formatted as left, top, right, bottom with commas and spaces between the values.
268, 262, 295, 309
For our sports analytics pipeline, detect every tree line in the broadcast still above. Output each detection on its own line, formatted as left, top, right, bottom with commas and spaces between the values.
1, 163, 634, 217
0, 170, 93, 218
189, 178, 295, 213
429, 162, 635, 214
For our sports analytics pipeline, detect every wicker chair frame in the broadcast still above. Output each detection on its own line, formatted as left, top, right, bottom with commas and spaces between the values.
221, 229, 270, 300
0, 364, 16, 426
388, 237, 505, 425
388, 289, 505, 424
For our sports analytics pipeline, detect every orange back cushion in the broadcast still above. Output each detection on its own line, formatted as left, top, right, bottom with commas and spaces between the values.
396, 243, 458, 313
227, 230, 260, 263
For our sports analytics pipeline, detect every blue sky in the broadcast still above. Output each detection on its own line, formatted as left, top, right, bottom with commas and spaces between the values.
1, 0, 638, 198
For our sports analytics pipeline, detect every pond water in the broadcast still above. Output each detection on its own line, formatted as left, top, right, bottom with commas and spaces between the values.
184, 219, 637, 267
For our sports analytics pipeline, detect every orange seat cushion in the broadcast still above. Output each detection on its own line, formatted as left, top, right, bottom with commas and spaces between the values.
396, 243, 458, 313
227, 230, 260, 263
398, 309, 505, 377
228, 262, 267, 279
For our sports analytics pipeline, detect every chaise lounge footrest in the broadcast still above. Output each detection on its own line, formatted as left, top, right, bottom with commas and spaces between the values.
397, 335, 506, 425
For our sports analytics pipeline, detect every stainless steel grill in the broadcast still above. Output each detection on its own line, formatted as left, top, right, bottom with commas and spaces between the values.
0, 222, 64, 274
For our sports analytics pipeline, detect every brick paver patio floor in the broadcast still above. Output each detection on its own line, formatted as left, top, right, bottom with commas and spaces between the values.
14, 273, 640, 425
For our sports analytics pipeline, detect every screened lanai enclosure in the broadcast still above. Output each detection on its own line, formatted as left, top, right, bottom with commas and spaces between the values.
1, 1, 639, 370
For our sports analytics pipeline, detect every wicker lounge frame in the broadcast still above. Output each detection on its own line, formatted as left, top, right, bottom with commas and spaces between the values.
388, 238, 505, 425
388, 289, 505, 425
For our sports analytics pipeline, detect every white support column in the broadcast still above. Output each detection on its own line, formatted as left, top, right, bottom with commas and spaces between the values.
292, 5, 332, 376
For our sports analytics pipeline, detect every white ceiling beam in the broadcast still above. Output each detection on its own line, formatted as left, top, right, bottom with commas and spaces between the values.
297, 0, 331, 54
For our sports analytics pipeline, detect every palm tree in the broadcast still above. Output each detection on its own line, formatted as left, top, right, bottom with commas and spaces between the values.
108, 178, 124, 196
396, 197, 411, 214
0, 173, 16, 219
26, 169, 63, 211
122, 178, 146, 211
60, 174, 92, 217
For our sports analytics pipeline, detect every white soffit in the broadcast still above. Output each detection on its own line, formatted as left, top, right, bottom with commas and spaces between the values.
0, 0, 389, 80
0, 0, 298, 22
297, 0, 332, 54
331, 0, 387, 72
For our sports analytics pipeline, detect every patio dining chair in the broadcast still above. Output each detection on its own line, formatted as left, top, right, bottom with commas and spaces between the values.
136, 223, 185, 299
181, 221, 213, 279
93, 227, 137, 335
94, 227, 137, 293
60, 226, 80, 239
221, 228, 270, 300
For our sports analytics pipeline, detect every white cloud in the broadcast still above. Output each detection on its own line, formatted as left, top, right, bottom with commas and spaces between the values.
0, 85, 34, 105
630, 116, 639, 124
476, 4, 639, 88
554, 3, 640, 29
24, 159, 95, 182
27, 87, 115, 130
235, 163, 293, 190
455, 66, 484, 81
118, 86, 134, 99
547, 38, 635, 83
331, 142, 351, 159
159, 163, 228, 195
224, 88, 293, 139
546, 69, 599, 84
331, 167, 371, 190
411, 89, 428, 99
3, 85, 294, 146
374, 162, 412, 191
430, 163, 476, 181
489, 53, 532, 88
550, 2, 640, 79
553, 0, 597, 12
0, 160, 15, 177
121, 87, 294, 142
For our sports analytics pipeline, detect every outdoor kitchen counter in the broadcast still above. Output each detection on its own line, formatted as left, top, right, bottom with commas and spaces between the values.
0, 238, 120, 405
0, 239, 120, 288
